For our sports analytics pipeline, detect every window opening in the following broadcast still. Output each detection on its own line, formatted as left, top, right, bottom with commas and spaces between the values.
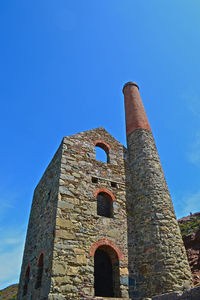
92, 177, 98, 183
47, 189, 51, 201
94, 246, 121, 297
94, 141, 110, 163
35, 253, 44, 289
23, 265, 30, 296
97, 192, 113, 218
95, 146, 107, 163
111, 182, 117, 188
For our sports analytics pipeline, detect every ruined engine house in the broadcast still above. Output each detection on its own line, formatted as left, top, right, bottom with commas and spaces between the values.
17, 82, 193, 300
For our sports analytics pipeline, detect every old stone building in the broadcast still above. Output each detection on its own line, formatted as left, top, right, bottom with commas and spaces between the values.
18, 82, 194, 300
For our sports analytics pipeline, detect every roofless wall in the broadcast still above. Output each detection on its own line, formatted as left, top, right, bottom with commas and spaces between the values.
17, 83, 193, 300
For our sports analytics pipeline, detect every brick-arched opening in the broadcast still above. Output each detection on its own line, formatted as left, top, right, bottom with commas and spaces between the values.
94, 140, 111, 163
35, 252, 44, 289
93, 188, 115, 201
93, 244, 121, 297
89, 238, 124, 260
89, 239, 123, 297
94, 189, 115, 218
23, 263, 30, 296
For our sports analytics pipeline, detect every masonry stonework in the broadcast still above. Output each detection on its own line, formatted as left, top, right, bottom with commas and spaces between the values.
17, 82, 196, 300
123, 82, 193, 298
17, 145, 62, 299
18, 127, 134, 300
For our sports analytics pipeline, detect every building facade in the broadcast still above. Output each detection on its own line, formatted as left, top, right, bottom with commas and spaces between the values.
17, 82, 193, 300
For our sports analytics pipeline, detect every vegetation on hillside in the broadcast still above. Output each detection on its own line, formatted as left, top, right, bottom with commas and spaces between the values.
0, 284, 18, 300
178, 213, 200, 237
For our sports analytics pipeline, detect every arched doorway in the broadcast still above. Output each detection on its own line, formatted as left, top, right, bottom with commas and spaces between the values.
94, 245, 121, 297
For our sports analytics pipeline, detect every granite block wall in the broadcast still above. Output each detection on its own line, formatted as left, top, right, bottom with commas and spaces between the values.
123, 82, 193, 299
18, 127, 135, 300
49, 127, 133, 299
126, 129, 193, 298
17, 144, 63, 300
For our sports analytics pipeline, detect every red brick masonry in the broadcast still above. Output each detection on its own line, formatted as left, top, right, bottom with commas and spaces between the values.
93, 188, 116, 201
123, 82, 151, 136
89, 238, 124, 260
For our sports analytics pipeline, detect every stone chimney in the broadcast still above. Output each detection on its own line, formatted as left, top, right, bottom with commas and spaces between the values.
123, 82, 193, 298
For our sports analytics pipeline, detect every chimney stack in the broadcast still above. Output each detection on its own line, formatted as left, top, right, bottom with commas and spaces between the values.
123, 82, 193, 298
123, 82, 151, 135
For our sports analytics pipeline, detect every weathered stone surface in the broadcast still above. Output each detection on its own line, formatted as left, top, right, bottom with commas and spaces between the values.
149, 286, 200, 300
52, 263, 66, 275
17, 144, 62, 300
17, 124, 196, 300
56, 218, 73, 228
17, 128, 131, 300
55, 229, 75, 240
126, 129, 193, 298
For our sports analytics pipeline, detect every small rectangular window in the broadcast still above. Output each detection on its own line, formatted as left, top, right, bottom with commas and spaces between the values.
111, 182, 117, 188
97, 193, 113, 218
92, 177, 98, 183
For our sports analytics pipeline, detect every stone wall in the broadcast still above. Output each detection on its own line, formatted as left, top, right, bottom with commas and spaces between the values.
18, 127, 134, 300
126, 129, 193, 299
17, 144, 63, 300
80, 286, 200, 300
18, 126, 194, 300
149, 285, 200, 300
49, 127, 134, 299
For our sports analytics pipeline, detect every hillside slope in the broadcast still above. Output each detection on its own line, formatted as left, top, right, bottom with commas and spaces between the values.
0, 284, 18, 299
178, 212, 200, 286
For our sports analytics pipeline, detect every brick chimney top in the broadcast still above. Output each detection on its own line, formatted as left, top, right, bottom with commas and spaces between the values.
122, 81, 151, 136
122, 81, 139, 94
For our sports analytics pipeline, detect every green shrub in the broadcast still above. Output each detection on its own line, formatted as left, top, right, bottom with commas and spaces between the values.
179, 216, 200, 237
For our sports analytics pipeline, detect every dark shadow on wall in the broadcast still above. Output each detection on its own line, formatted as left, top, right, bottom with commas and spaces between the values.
123, 147, 141, 300
94, 245, 121, 298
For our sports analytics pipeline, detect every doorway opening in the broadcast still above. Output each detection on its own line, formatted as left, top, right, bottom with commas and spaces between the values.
94, 245, 121, 297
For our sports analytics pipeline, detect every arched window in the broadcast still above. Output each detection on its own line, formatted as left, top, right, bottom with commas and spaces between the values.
95, 146, 107, 163
97, 192, 113, 218
94, 245, 121, 297
35, 253, 44, 289
94, 141, 110, 163
23, 264, 30, 296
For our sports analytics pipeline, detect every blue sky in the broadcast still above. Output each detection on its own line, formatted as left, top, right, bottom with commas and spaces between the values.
1, 0, 200, 289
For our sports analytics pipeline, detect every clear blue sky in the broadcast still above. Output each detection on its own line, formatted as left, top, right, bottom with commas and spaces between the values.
1, 0, 200, 289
